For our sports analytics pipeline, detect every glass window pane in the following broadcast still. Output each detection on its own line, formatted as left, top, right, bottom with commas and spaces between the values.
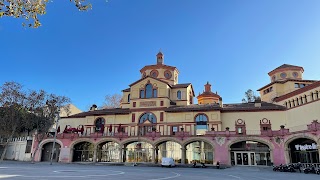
177, 91, 181, 99
140, 90, 145, 98
153, 89, 157, 97
146, 84, 152, 98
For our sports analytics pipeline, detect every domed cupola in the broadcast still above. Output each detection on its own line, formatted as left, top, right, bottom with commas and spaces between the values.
197, 82, 222, 105
268, 64, 304, 82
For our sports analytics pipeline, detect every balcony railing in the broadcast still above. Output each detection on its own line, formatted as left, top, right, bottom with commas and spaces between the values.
52, 120, 319, 140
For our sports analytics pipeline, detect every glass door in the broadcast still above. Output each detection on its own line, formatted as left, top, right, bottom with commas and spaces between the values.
236, 153, 242, 165
234, 152, 256, 166
243, 153, 249, 165
250, 153, 255, 165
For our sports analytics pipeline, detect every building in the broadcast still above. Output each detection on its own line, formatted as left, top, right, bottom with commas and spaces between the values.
0, 104, 82, 161
33, 52, 320, 166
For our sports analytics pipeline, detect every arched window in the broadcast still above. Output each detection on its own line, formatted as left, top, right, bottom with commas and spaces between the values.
140, 83, 157, 99
315, 91, 319, 99
95, 117, 105, 132
139, 113, 156, 124
296, 98, 299, 105
138, 113, 157, 136
146, 84, 153, 98
195, 114, 208, 135
177, 90, 181, 100
128, 94, 130, 103
310, 92, 314, 101
284, 102, 287, 108
300, 97, 303, 104
304, 95, 308, 103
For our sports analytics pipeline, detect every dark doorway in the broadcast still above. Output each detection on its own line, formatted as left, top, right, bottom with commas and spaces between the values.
41, 142, 61, 162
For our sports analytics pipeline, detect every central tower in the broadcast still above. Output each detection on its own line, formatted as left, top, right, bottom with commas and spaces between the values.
140, 51, 179, 85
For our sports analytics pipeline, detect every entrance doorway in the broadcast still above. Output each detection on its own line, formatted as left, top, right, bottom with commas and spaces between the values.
230, 141, 271, 166
125, 142, 153, 163
288, 138, 319, 164
41, 142, 61, 162
233, 152, 260, 166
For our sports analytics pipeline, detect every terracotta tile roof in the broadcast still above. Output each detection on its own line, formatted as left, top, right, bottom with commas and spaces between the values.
171, 83, 191, 88
221, 102, 286, 112
122, 88, 130, 92
140, 64, 179, 73
268, 64, 304, 75
197, 91, 221, 99
64, 108, 130, 118
165, 104, 221, 112
129, 76, 171, 87
257, 79, 316, 91
273, 81, 320, 102
274, 64, 303, 70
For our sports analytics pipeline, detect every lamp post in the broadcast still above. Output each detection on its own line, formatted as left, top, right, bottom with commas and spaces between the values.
50, 106, 60, 165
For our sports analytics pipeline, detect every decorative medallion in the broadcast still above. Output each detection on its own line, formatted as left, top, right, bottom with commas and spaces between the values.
216, 137, 226, 146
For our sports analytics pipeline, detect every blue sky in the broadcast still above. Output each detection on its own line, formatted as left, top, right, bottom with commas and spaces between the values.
1, 0, 320, 111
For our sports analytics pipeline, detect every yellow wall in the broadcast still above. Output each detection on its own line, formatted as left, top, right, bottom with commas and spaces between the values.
221, 111, 286, 131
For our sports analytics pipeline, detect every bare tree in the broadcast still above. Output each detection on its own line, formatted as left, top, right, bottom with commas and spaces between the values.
0, 82, 27, 161
0, 0, 92, 28
102, 94, 122, 109
0, 82, 70, 162
242, 89, 260, 103
28, 92, 70, 163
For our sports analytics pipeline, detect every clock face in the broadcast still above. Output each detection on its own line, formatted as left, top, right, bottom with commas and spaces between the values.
164, 71, 172, 79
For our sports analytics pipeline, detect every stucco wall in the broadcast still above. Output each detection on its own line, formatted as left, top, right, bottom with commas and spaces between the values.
221, 111, 286, 131
285, 101, 320, 128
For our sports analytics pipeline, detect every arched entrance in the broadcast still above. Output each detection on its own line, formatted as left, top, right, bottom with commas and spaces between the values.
186, 141, 213, 164
288, 138, 319, 164
41, 142, 61, 162
230, 141, 271, 166
97, 141, 120, 162
156, 141, 182, 163
72, 141, 95, 162
124, 141, 153, 163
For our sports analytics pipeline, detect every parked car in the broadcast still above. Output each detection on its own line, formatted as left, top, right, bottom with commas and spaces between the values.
161, 157, 175, 167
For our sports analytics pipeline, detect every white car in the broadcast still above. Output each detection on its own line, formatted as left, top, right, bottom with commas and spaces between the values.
161, 157, 176, 167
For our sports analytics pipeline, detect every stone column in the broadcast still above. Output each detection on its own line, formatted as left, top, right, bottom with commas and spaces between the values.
181, 146, 186, 164
93, 146, 97, 163
119, 147, 123, 163
151, 147, 156, 163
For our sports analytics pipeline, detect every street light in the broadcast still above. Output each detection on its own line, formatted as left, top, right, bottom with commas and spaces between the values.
50, 105, 60, 165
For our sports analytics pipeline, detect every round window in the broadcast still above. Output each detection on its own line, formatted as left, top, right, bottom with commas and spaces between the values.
272, 76, 276, 81
280, 72, 287, 79
164, 71, 172, 79
292, 72, 298, 78
150, 70, 158, 78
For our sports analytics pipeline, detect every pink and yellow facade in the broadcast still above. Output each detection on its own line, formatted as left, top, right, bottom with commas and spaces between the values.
34, 53, 320, 166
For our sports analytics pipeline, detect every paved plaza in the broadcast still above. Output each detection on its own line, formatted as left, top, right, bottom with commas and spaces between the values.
0, 161, 319, 180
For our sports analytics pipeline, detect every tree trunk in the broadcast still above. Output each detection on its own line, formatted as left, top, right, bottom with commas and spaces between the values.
31, 132, 45, 163
31, 143, 40, 163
